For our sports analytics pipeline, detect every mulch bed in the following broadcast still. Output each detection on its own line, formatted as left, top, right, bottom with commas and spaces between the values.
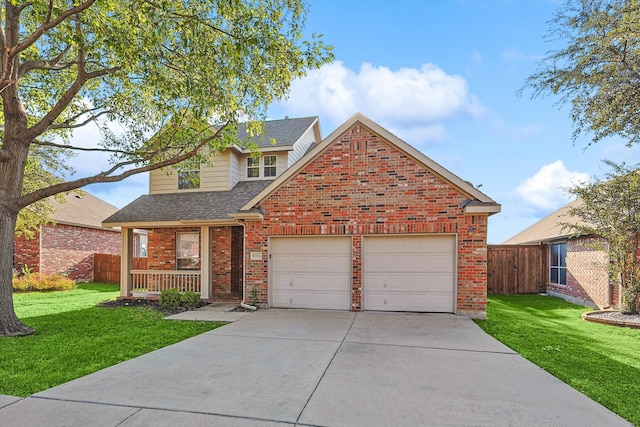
583, 310, 640, 329
99, 298, 209, 316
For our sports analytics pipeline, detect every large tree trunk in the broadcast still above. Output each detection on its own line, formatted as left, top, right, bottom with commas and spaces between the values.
0, 30, 36, 335
0, 206, 34, 336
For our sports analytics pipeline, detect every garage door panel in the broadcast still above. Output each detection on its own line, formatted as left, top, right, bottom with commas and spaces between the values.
425, 254, 455, 271
272, 291, 350, 310
271, 237, 351, 310
274, 255, 348, 273
365, 292, 454, 312
363, 236, 456, 313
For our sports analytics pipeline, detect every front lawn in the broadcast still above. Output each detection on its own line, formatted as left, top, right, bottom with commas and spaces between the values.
476, 294, 640, 426
0, 283, 223, 397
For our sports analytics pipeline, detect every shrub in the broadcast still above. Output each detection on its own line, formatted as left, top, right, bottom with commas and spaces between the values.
159, 288, 181, 309
181, 291, 200, 308
12, 271, 75, 292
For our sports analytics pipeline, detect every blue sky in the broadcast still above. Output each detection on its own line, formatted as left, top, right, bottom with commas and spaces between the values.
81, 0, 639, 243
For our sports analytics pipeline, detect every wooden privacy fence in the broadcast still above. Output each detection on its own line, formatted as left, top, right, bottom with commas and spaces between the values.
94, 254, 147, 283
487, 245, 545, 294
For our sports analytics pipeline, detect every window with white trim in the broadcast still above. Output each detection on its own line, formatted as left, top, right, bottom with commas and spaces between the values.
176, 232, 200, 270
263, 155, 277, 177
549, 243, 567, 286
247, 157, 259, 178
178, 170, 200, 190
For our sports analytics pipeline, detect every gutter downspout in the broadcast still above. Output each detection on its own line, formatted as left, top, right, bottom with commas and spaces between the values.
236, 220, 257, 311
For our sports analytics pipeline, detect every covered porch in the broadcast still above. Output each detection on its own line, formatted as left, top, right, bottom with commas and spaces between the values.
119, 224, 244, 301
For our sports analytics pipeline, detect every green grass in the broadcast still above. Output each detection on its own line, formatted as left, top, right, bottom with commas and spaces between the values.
0, 283, 223, 397
476, 294, 640, 426
13, 282, 120, 318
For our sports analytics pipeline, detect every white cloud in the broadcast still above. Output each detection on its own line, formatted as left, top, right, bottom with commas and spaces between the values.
515, 160, 590, 212
385, 124, 449, 149
279, 61, 484, 142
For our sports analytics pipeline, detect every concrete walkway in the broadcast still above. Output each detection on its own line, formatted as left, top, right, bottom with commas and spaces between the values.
0, 310, 632, 426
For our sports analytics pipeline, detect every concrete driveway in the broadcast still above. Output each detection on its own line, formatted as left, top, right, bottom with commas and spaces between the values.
0, 310, 632, 426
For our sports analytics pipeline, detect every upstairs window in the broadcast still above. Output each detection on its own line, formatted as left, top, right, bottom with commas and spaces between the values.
549, 243, 567, 286
177, 159, 200, 190
264, 155, 277, 177
178, 170, 200, 190
247, 157, 260, 178
176, 232, 200, 270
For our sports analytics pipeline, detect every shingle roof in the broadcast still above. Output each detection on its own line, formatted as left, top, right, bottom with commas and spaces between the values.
237, 116, 317, 148
51, 192, 119, 229
103, 180, 273, 225
503, 199, 584, 244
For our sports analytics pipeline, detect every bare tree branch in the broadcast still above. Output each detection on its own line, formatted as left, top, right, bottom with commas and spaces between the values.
141, 0, 238, 39
31, 139, 138, 156
18, 45, 73, 79
15, 121, 231, 208
44, 0, 54, 23
24, 13, 121, 142
16, 2, 35, 15
8, 0, 98, 58
49, 109, 111, 130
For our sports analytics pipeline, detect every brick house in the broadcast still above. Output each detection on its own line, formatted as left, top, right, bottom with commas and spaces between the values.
14, 192, 121, 281
504, 200, 617, 309
104, 113, 500, 318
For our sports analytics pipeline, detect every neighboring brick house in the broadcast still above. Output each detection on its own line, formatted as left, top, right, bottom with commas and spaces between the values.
504, 200, 617, 309
104, 113, 500, 318
14, 192, 121, 281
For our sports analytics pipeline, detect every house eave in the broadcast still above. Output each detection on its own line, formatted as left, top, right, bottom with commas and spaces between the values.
233, 145, 294, 153
229, 212, 264, 221
103, 219, 239, 228
53, 220, 121, 232
464, 204, 502, 215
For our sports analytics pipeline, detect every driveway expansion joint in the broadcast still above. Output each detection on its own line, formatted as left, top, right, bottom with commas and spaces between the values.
207, 332, 344, 343
30, 395, 301, 426
344, 340, 518, 355
294, 312, 358, 424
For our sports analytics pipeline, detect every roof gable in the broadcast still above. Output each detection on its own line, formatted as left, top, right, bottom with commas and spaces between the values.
241, 113, 500, 214
51, 192, 119, 229
503, 199, 584, 244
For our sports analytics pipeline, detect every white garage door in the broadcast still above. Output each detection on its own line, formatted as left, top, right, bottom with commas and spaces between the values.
363, 235, 456, 312
270, 237, 351, 310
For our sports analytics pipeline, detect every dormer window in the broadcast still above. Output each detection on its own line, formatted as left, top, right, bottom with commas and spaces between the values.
247, 157, 260, 178
264, 155, 277, 177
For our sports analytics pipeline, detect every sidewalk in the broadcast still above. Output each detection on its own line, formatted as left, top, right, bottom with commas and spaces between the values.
164, 302, 253, 322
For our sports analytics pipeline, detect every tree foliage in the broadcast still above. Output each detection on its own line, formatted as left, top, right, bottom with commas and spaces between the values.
563, 160, 640, 313
0, 0, 333, 336
523, 0, 640, 146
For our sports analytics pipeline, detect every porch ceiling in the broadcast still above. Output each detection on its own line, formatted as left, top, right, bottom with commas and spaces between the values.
102, 180, 272, 227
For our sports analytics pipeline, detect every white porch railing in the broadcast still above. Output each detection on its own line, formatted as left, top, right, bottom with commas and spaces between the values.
130, 270, 201, 293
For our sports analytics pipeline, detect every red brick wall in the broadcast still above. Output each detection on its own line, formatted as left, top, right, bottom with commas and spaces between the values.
245, 123, 489, 316
147, 226, 241, 299
39, 224, 120, 280
14, 232, 40, 274
212, 227, 232, 295
546, 237, 611, 308
148, 227, 200, 270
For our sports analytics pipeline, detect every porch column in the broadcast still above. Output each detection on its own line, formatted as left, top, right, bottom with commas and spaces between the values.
200, 226, 210, 299
120, 227, 134, 297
